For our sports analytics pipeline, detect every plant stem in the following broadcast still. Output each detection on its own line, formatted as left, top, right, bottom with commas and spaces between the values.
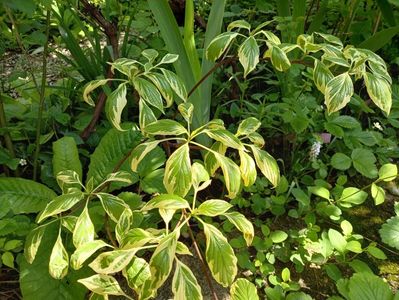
33, 9, 51, 181
188, 56, 234, 99
0, 94, 19, 176
185, 216, 219, 300
104, 214, 118, 247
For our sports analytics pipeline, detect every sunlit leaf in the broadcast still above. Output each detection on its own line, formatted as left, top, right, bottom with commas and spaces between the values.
203, 222, 237, 287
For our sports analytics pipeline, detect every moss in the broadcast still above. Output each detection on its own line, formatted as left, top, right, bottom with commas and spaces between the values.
380, 262, 399, 275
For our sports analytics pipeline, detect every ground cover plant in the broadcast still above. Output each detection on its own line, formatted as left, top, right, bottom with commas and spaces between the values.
0, 0, 399, 299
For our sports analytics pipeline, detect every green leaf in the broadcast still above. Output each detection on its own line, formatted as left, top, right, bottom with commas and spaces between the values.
53, 137, 82, 186
195, 200, 232, 217
20, 224, 89, 300
176, 242, 193, 256
164, 144, 192, 197
56, 170, 83, 192
236, 117, 261, 136
351, 148, 378, 178
325, 73, 354, 114
140, 231, 179, 297
133, 78, 164, 113
358, 25, 399, 52
214, 153, 242, 199
24, 225, 47, 264
206, 32, 238, 61
49, 232, 69, 279
37, 192, 84, 223
130, 140, 161, 172
367, 245, 387, 260
380, 216, 399, 250
347, 273, 393, 300
141, 194, 190, 211
116, 209, 132, 244
313, 59, 334, 94
378, 163, 398, 181
178, 102, 194, 124
339, 187, 368, 206
341, 220, 353, 236
122, 228, 158, 249
145, 119, 188, 136
270, 230, 288, 243
250, 145, 280, 187
2, 251, 14, 268
139, 100, 157, 129
224, 212, 254, 246
238, 36, 259, 77
142, 49, 159, 63
78, 274, 125, 296
270, 46, 291, 72
97, 193, 129, 223
191, 162, 210, 190
83, 79, 110, 106
331, 153, 352, 170
160, 68, 188, 101
71, 240, 110, 270
328, 229, 347, 253
123, 257, 151, 290
145, 72, 174, 107
227, 20, 251, 31
172, 259, 202, 300
159, 53, 179, 65
0, 178, 56, 214
89, 250, 137, 274
203, 222, 237, 287
205, 129, 244, 150
308, 186, 330, 200
239, 150, 257, 187
346, 240, 363, 253
204, 142, 227, 176
364, 72, 392, 114
371, 183, 385, 205
87, 125, 141, 189
73, 206, 95, 248
105, 83, 127, 131
230, 278, 259, 300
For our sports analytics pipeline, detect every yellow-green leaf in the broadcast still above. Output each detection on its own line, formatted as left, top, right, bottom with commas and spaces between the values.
49, 233, 69, 279
172, 259, 202, 300
313, 59, 334, 94
239, 150, 257, 187
364, 72, 392, 115
325, 72, 354, 114
164, 144, 192, 197
71, 240, 111, 270
250, 146, 280, 187
203, 222, 237, 287
73, 206, 95, 248
238, 36, 259, 77
105, 83, 127, 131
78, 274, 125, 296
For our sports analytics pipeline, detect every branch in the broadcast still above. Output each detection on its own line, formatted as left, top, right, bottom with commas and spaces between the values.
79, 0, 119, 140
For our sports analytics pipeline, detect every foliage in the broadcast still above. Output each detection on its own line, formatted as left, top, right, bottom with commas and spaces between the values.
1, 0, 399, 299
